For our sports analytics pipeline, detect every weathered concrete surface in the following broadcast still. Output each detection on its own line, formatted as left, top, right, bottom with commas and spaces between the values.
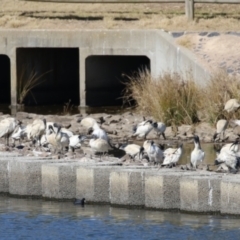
180, 175, 222, 213
0, 29, 209, 107
221, 175, 240, 215
110, 169, 146, 207
8, 158, 72, 197
76, 165, 150, 204
43, 161, 123, 200
145, 170, 198, 210
2, 154, 240, 214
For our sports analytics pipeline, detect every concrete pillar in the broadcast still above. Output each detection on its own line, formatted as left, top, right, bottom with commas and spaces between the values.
79, 48, 87, 107
9, 48, 17, 107
221, 176, 240, 215
180, 175, 222, 213
110, 169, 145, 207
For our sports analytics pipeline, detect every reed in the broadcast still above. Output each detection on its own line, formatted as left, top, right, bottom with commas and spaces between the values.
123, 70, 201, 126
200, 70, 240, 123
18, 68, 52, 105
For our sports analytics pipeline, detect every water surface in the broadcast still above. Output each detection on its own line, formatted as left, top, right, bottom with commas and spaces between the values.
0, 196, 240, 239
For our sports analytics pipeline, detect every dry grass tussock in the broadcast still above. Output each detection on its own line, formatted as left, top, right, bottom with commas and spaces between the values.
123, 70, 240, 126
200, 70, 240, 124
1, 1, 240, 30
123, 70, 201, 126
176, 35, 194, 49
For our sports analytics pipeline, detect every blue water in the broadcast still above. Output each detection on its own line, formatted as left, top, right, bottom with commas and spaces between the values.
0, 197, 240, 239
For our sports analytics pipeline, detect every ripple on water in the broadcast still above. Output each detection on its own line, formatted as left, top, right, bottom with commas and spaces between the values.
0, 197, 240, 239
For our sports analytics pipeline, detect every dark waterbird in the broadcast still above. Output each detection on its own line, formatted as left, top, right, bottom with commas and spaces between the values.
73, 198, 85, 207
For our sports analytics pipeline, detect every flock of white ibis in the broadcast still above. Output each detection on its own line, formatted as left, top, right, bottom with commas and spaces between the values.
0, 98, 239, 173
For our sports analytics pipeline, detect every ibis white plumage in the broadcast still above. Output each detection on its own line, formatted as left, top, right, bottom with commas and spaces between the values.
152, 121, 166, 140
190, 135, 205, 169
0, 117, 20, 146
213, 119, 228, 141
215, 139, 240, 173
119, 143, 142, 160
162, 144, 183, 167
132, 120, 153, 139
224, 98, 240, 113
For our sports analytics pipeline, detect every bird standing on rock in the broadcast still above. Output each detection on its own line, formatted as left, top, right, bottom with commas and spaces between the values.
162, 143, 183, 167
152, 121, 166, 140
213, 119, 228, 142
190, 135, 205, 169
27, 118, 46, 146
0, 117, 21, 146
224, 98, 240, 113
215, 139, 240, 173
89, 135, 113, 159
132, 120, 153, 139
141, 140, 164, 165
119, 142, 142, 160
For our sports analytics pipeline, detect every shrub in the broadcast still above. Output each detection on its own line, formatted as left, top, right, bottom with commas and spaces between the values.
123, 70, 201, 126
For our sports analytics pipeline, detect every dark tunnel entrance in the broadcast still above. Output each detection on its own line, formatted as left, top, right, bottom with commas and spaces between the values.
0, 55, 11, 104
16, 48, 79, 106
85, 55, 150, 106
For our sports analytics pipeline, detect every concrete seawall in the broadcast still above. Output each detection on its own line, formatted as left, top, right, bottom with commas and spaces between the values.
1, 153, 240, 215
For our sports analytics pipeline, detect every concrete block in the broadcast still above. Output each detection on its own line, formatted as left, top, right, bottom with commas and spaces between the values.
221, 176, 240, 215
180, 175, 222, 213
8, 158, 68, 197
145, 172, 183, 210
76, 166, 121, 203
110, 169, 145, 207
42, 163, 79, 200
0, 159, 11, 193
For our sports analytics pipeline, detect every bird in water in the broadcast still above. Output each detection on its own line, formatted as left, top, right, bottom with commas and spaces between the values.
73, 198, 86, 207
190, 135, 205, 169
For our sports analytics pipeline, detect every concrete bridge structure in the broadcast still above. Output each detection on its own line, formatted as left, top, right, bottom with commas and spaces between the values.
0, 29, 209, 109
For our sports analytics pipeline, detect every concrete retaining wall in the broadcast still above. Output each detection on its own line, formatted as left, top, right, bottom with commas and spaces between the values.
0, 29, 209, 108
1, 155, 240, 215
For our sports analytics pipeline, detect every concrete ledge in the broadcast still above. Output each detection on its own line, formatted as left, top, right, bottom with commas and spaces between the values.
180, 175, 222, 213
145, 171, 186, 210
9, 158, 73, 197
110, 169, 145, 207
221, 176, 240, 215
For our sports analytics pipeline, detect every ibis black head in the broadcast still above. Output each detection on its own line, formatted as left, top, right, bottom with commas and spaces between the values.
78, 135, 87, 142
88, 127, 94, 135
213, 132, 218, 141
43, 119, 47, 126
179, 143, 183, 148
145, 120, 153, 125
150, 140, 154, 145
193, 135, 200, 143
152, 122, 158, 128
214, 159, 220, 165
77, 118, 82, 123
139, 147, 145, 160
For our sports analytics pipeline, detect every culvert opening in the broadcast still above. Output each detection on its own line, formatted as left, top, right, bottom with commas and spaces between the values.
0, 55, 11, 104
85, 55, 150, 107
17, 48, 79, 106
